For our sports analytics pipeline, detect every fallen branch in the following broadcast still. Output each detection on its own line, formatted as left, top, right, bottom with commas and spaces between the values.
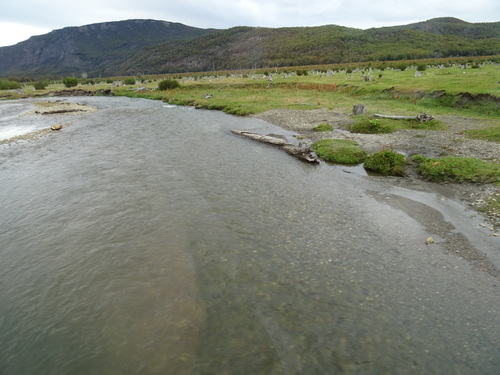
231, 130, 319, 163
374, 113, 434, 122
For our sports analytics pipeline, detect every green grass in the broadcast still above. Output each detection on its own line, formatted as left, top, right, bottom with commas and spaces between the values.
464, 127, 500, 142
95, 61, 499, 118
350, 118, 396, 133
2, 59, 498, 121
412, 155, 500, 183
313, 123, 333, 132
311, 139, 367, 164
349, 116, 447, 134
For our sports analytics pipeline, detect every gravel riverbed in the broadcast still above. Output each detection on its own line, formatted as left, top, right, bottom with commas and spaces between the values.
254, 108, 500, 230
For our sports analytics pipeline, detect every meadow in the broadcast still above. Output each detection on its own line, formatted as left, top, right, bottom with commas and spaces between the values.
113, 61, 500, 116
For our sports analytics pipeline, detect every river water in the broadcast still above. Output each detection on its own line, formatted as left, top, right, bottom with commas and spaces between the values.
1, 97, 499, 374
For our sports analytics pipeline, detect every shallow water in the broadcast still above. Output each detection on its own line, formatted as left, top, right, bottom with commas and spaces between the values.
1, 97, 499, 374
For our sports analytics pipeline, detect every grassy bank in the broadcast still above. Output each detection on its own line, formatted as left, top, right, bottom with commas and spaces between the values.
117, 63, 499, 117
3, 60, 498, 118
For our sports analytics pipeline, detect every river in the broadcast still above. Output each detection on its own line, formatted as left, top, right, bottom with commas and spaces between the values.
1, 97, 499, 374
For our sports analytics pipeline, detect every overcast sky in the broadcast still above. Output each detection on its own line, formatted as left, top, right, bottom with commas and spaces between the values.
0, 0, 498, 47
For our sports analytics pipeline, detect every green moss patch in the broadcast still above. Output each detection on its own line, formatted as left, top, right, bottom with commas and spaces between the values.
364, 150, 407, 176
464, 127, 500, 142
313, 123, 333, 132
350, 117, 446, 134
350, 118, 396, 134
311, 139, 367, 164
412, 155, 500, 183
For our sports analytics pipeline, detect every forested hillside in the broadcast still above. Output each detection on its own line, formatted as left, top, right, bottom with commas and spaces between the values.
0, 19, 219, 77
0, 17, 498, 78
113, 18, 500, 75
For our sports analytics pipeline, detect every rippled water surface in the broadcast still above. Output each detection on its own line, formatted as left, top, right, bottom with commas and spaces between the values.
1, 97, 499, 374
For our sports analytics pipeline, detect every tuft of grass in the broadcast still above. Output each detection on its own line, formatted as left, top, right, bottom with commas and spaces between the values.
476, 194, 500, 219
464, 127, 500, 143
311, 139, 367, 164
350, 117, 446, 134
405, 118, 447, 130
364, 150, 407, 176
412, 155, 500, 183
313, 123, 333, 132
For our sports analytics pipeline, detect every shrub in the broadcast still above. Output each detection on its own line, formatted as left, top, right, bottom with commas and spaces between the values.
394, 62, 408, 71
364, 150, 407, 176
62, 77, 78, 88
123, 77, 136, 85
0, 79, 21, 90
33, 81, 49, 90
416, 63, 427, 72
311, 139, 367, 164
158, 79, 180, 90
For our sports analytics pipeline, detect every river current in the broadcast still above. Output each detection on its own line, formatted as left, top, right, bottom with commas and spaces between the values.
1, 97, 499, 374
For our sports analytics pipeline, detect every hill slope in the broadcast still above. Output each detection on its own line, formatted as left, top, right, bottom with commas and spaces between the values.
0, 19, 219, 77
0, 18, 498, 78
113, 19, 500, 75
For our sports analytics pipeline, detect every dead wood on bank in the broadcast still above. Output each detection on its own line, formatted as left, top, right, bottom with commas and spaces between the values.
231, 130, 319, 163
374, 113, 435, 122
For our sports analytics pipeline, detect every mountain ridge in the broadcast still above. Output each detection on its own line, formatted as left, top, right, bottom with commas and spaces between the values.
0, 18, 498, 78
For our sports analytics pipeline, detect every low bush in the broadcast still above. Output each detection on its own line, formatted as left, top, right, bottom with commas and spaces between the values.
364, 150, 407, 176
0, 79, 21, 90
158, 79, 180, 90
63, 77, 78, 88
412, 155, 500, 183
33, 81, 49, 90
311, 139, 367, 164
123, 77, 136, 85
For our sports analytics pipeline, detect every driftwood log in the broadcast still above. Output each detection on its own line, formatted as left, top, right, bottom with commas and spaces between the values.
374, 113, 434, 122
231, 130, 319, 163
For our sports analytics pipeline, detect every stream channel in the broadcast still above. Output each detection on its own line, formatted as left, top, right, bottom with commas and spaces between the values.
0, 97, 499, 374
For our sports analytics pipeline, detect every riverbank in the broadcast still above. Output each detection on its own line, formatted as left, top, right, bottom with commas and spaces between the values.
254, 108, 500, 232
2, 96, 498, 231
0, 100, 96, 145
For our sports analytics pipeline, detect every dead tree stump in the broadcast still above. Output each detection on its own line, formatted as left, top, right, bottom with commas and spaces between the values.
352, 104, 365, 115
